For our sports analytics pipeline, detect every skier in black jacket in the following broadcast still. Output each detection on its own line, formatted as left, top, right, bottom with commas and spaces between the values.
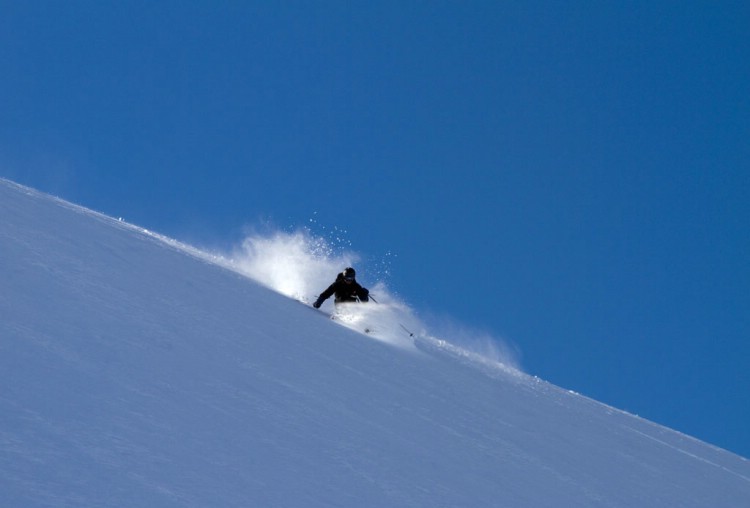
313, 267, 369, 308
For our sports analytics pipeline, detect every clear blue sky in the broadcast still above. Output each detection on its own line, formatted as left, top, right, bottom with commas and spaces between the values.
2, 2, 748, 457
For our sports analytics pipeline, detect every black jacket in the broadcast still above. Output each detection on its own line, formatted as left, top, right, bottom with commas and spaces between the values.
316, 274, 369, 305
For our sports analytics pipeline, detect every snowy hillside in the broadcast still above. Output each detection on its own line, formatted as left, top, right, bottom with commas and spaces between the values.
1, 178, 748, 507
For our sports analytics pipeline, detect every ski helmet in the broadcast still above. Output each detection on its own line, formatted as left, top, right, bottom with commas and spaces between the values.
342, 267, 356, 280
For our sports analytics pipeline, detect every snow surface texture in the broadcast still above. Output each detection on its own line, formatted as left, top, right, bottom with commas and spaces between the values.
1, 178, 749, 507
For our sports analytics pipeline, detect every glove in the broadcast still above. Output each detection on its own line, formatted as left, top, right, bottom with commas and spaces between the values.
312, 299, 322, 309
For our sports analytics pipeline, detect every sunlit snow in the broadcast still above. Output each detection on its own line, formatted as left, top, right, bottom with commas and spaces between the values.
1, 178, 748, 507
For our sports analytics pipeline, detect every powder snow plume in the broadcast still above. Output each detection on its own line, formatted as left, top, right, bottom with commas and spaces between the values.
228, 229, 348, 304
223, 228, 521, 371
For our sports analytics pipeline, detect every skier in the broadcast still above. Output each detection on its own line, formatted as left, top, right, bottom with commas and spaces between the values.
312, 267, 369, 308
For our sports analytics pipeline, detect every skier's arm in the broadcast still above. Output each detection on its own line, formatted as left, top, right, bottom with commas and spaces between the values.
313, 283, 337, 308
357, 285, 369, 302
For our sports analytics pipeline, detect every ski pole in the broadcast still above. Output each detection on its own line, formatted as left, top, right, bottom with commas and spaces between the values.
399, 323, 414, 337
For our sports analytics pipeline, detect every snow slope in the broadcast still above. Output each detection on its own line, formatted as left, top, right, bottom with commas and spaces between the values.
1, 178, 748, 507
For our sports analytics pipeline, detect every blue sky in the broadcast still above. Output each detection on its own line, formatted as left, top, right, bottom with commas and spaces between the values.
2, 2, 748, 457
